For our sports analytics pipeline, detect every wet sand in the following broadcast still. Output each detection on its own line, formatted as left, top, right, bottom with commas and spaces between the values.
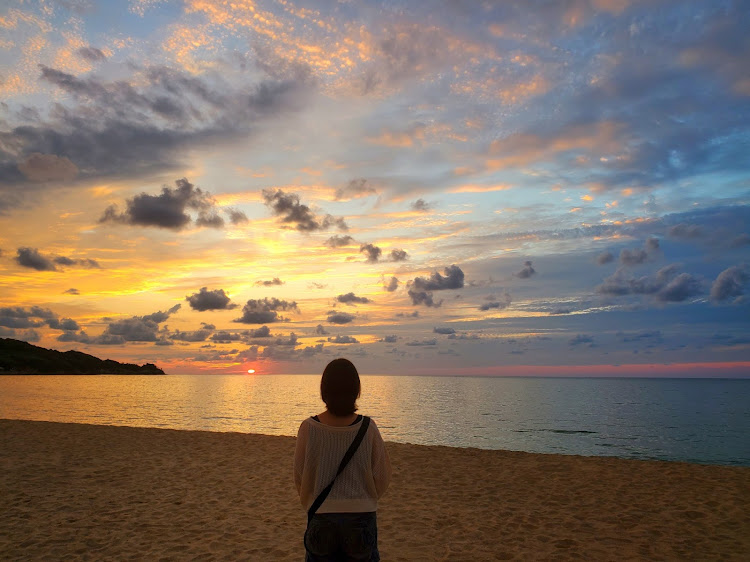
1, 419, 748, 560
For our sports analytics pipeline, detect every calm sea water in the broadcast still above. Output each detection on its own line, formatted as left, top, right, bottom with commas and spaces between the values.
0, 375, 748, 466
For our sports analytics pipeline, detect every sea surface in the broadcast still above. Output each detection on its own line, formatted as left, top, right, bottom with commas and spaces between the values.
0, 375, 748, 466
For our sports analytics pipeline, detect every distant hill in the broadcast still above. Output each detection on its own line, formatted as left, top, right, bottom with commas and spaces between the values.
0, 338, 165, 375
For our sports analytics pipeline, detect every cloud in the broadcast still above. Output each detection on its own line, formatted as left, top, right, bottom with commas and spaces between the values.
13, 247, 100, 272
234, 298, 298, 324
186, 287, 237, 311
433, 327, 455, 335
325, 235, 355, 248
407, 264, 465, 307
384, 276, 399, 292
210, 331, 244, 343
620, 238, 660, 266
95, 304, 180, 343
64, 288, 80, 295
328, 335, 359, 344
248, 325, 271, 338
335, 178, 377, 200
77, 46, 107, 62
0, 306, 77, 333
514, 261, 536, 279
405, 339, 437, 346
255, 278, 284, 287
411, 198, 431, 212
171, 328, 214, 342
336, 293, 371, 305
710, 266, 748, 303
262, 189, 347, 232
1, 64, 309, 207
596, 264, 704, 303
381, 335, 398, 343
17, 153, 78, 182
668, 223, 704, 240
314, 324, 329, 335
15, 248, 56, 271
360, 243, 382, 263
389, 249, 408, 262
596, 251, 614, 265
327, 311, 356, 324
100, 178, 219, 230
479, 292, 512, 311
569, 334, 594, 346
227, 209, 249, 225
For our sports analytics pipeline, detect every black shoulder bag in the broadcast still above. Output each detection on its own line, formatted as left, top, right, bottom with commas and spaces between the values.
307, 415, 371, 525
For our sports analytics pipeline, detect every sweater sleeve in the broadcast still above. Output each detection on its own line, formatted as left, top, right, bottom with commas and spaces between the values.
370, 420, 391, 498
293, 420, 308, 495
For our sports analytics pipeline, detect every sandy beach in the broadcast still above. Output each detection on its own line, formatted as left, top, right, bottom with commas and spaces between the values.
1, 419, 748, 561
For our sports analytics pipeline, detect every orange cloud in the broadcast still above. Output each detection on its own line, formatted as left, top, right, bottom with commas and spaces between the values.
448, 184, 513, 194
486, 121, 624, 171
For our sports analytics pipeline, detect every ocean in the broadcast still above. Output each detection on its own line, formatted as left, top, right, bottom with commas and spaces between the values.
0, 374, 748, 466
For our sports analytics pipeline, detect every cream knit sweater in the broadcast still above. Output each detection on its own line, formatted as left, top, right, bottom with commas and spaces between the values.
294, 416, 391, 514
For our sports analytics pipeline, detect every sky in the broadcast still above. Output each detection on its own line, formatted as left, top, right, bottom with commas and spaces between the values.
0, 0, 749, 376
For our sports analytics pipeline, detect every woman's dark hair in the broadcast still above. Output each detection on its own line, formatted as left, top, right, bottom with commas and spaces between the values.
321, 358, 361, 416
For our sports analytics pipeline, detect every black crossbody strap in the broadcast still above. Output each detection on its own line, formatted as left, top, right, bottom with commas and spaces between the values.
307, 416, 370, 524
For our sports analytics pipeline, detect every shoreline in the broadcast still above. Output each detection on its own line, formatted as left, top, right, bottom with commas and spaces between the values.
2, 419, 749, 560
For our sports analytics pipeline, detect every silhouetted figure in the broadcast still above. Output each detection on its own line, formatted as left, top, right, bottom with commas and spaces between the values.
295, 358, 391, 561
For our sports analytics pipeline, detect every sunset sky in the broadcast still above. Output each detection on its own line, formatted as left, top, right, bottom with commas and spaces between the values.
1, 0, 748, 376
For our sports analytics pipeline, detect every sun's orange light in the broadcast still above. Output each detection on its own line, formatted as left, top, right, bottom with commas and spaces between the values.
247, 369, 256, 374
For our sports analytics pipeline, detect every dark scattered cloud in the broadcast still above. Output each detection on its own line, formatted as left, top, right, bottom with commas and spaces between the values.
479, 292, 512, 311
514, 261, 536, 279
255, 278, 284, 287
384, 276, 399, 292
596, 251, 614, 265
433, 327, 455, 335
710, 266, 748, 303
69, 303, 182, 344
249, 326, 272, 338
262, 189, 347, 232
14, 247, 99, 271
314, 324, 329, 335
0, 306, 77, 334
668, 223, 704, 240
227, 209, 249, 225
100, 178, 219, 230
335, 178, 377, 200
412, 265, 465, 291
64, 288, 80, 295
186, 287, 236, 311
234, 298, 298, 324
408, 265, 464, 307
596, 264, 704, 303
77, 46, 106, 62
389, 249, 408, 262
360, 243, 382, 263
411, 198, 431, 212
569, 334, 594, 347
328, 335, 359, 344
171, 327, 213, 342
327, 311, 356, 324
336, 292, 371, 305
15, 247, 56, 271
325, 235, 355, 248
730, 234, 750, 248
405, 339, 437, 346
381, 335, 398, 343
211, 331, 244, 343
620, 238, 660, 266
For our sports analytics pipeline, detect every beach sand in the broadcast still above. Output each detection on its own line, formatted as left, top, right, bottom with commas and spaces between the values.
1, 419, 748, 561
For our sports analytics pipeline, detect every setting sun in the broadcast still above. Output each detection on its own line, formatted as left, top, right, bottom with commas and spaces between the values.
247, 369, 256, 374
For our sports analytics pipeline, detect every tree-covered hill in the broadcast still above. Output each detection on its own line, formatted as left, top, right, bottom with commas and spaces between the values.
0, 338, 165, 374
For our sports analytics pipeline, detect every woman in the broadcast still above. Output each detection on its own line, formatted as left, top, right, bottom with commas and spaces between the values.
294, 358, 391, 561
